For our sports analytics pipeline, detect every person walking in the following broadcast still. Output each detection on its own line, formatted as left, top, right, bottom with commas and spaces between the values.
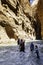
17, 38, 20, 45
35, 45, 40, 59
20, 39, 25, 52
30, 42, 34, 52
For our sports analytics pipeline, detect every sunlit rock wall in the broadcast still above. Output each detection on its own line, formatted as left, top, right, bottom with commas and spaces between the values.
0, 0, 43, 41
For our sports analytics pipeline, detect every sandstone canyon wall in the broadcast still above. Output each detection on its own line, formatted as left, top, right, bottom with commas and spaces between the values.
0, 0, 43, 42
37, 0, 43, 39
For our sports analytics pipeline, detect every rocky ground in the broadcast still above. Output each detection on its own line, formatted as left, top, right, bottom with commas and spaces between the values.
0, 41, 43, 65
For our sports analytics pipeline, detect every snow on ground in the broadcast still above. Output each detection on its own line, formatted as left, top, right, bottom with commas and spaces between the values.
0, 41, 43, 65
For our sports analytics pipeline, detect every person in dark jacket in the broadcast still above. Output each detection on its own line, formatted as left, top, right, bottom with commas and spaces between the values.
20, 39, 25, 52
30, 42, 34, 52
17, 38, 21, 45
35, 45, 40, 59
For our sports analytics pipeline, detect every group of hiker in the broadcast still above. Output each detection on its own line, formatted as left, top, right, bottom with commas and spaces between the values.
30, 42, 40, 59
17, 38, 40, 59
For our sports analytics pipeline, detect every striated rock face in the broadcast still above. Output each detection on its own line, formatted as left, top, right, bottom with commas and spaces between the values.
37, 0, 43, 39
0, 0, 42, 41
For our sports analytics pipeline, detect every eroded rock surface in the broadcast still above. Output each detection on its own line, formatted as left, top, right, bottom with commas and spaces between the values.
0, 0, 42, 41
